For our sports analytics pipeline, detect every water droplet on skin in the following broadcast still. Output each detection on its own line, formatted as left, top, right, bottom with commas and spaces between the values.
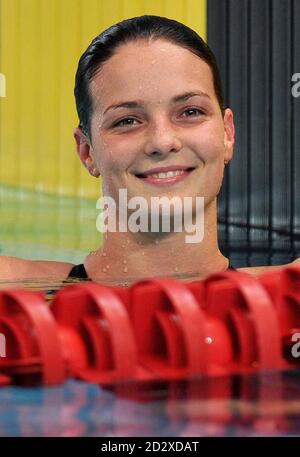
102, 267, 107, 273
102, 252, 107, 257
106, 264, 110, 269
123, 266, 128, 273
175, 267, 178, 272
142, 251, 145, 255
123, 260, 127, 264
155, 239, 159, 245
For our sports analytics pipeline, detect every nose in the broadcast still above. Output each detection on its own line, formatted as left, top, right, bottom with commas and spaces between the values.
144, 118, 183, 158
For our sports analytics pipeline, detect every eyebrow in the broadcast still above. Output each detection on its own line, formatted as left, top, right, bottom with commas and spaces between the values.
103, 91, 211, 115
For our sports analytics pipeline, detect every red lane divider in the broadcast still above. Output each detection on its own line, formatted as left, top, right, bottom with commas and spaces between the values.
0, 265, 300, 387
51, 283, 138, 384
203, 270, 283, 371
0, 290, 65, 385
0, 374, 10, 386
129, 277, 209, 379
262, 265, 300, 363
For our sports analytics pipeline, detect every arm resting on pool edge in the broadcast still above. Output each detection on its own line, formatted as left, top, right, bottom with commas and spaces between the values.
0, 256, 74, 281
0, 256, 300, 282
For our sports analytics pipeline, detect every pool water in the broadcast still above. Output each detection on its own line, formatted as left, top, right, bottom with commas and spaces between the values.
0, 184, 102, 292
0, 184, 100, 264
1, 371, 300, 436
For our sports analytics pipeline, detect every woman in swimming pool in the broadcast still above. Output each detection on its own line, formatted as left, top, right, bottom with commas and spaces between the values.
0, 15, 299, 283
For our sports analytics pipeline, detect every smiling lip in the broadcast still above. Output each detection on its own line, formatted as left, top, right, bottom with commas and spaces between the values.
135, 166, 195, 186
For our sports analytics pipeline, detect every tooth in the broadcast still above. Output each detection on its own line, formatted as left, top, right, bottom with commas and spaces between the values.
147, 169, 185, 178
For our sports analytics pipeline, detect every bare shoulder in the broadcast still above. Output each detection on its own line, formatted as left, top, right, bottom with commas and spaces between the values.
237, 257, 300, 277
0, 256, 74, 281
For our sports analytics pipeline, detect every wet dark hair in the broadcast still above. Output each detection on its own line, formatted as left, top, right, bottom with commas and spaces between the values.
74, 15, 224, 139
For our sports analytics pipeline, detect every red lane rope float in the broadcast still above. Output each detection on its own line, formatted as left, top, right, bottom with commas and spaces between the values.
274, 265, 300, 332
1, 266, 300, 388
129, 278, 211, 380
203, 270, 283, 371
266, 265, 300, 364
0, 374, 11, 386
0, 290, 65, 385
50, 283, 138, 384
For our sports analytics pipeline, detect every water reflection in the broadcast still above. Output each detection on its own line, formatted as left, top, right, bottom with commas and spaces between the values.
1, 371, 300, 436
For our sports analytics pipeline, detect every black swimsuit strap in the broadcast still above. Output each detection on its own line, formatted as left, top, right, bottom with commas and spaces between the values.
67, 263, 89, 279
67, 262, 236, 280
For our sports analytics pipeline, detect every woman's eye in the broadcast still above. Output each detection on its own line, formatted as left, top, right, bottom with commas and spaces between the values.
182, 108, 204, 117
112, 109, 204, 128
113, 117, 139, 128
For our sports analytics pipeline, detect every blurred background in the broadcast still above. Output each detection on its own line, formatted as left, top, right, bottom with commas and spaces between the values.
0, 0, 299, 266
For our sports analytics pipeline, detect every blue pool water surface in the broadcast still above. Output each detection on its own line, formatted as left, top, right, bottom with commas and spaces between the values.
1, 372, 300, 436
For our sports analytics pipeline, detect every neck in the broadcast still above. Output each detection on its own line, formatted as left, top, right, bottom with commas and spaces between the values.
86, 198, 229, 282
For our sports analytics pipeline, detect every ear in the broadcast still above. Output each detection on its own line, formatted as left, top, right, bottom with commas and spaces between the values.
73, 127, 100, 177
223, 108, 235, 163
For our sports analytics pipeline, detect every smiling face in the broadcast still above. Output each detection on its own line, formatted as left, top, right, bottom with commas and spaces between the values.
75, 38, 235, 210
